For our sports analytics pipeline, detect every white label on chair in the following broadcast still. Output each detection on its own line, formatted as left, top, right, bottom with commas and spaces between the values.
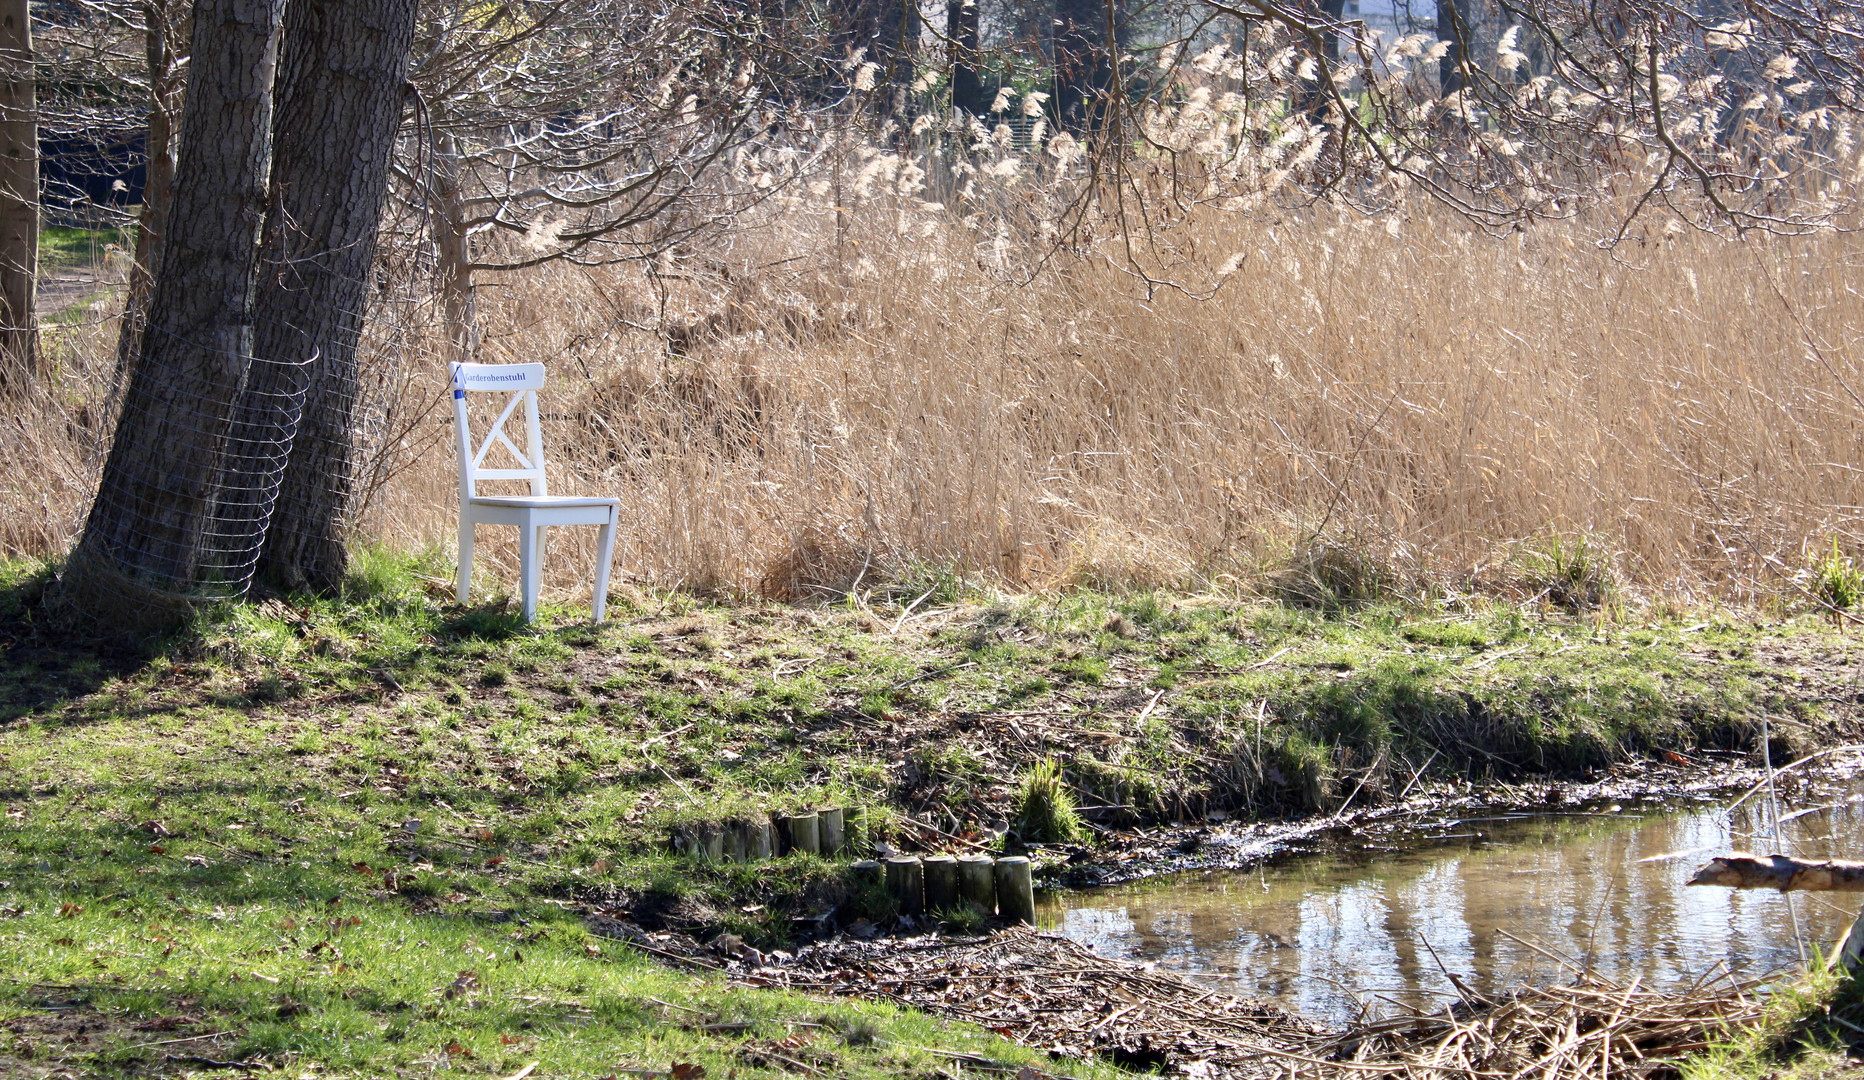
453, 362, 546, 394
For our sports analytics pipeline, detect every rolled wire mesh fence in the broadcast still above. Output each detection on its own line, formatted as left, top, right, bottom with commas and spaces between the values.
66, 318, 313, 616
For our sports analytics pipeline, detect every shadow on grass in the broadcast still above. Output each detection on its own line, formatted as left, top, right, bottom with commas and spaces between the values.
0, 560, 183, 727
1, 542, 557, 734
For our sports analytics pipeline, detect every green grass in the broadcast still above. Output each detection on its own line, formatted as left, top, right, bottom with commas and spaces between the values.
39, 225, 130, 270
1684, 962, 1861, 1080
0, 547, 1856, 1074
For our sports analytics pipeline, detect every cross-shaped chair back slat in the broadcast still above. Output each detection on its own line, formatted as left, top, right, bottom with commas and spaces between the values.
452, 362, 550, 500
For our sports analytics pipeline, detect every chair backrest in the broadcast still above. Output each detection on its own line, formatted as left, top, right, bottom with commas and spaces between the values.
452, 362, 549, 501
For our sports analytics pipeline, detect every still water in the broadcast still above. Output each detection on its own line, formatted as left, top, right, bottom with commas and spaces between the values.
1041, 782, 1864, 1021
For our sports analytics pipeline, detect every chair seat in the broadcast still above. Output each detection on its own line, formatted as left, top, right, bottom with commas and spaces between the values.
470, 495, 619, 509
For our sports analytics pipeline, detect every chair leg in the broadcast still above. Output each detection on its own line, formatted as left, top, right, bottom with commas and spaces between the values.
518, 521, 541, 624
457, 517, 474, 605
592, 509, 617, 623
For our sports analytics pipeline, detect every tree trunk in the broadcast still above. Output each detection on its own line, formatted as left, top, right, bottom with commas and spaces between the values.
433, 133, 476, 365
1051, 0, 1121, 133
947, 0, 984, 116
118, 0, 186, 374
63, 0, 287, 624
1298, 0, 1347, 121
1437, 0, 1469, 97
248, 0, 416, 592
0, 0, 35, 385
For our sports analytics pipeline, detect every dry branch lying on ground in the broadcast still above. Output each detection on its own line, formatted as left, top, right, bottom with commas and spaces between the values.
729, 928, 1770, 1080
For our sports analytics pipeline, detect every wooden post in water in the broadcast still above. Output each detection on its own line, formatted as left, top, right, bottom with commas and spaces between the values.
958, 854, 997, 914
995, 856, 1036, 924
885, 855, 924, 914
924, 854, 959, 912
818, 807, 845, 855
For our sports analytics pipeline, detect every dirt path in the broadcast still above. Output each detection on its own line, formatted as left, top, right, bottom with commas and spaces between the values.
36, 263, 124, 319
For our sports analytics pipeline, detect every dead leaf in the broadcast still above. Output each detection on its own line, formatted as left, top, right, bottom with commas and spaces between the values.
584, 941, 602, 957
486, 856, 507, 867
447, 1041, 473, 1058
443, 970, 480, 999
672, 1063, 707, 1080
57, 903, 82, 918
593, 857, 612, 874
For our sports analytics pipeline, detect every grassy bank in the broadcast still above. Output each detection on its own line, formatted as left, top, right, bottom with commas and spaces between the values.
1, 550, 1860, 1075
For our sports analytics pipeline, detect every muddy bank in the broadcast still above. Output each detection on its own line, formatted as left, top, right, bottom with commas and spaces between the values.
1051, 752, 1795, 888
709, 927, 1770, 1080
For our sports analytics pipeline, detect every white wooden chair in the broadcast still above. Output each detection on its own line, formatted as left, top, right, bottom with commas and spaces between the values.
452, 361, 618, 623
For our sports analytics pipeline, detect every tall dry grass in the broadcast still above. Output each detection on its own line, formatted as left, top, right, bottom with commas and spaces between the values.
8, 166, 1864, 607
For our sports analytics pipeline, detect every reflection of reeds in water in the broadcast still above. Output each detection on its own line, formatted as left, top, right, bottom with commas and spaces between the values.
7, 170, 1864, 605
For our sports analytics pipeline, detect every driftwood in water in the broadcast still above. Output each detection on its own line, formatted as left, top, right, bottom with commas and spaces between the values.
1687, 852, 1864, 892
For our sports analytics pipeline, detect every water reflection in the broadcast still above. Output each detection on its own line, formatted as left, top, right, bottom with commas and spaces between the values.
1041, 787, 1864, 1021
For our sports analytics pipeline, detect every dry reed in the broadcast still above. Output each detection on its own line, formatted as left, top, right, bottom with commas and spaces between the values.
7, 161, 1864, 607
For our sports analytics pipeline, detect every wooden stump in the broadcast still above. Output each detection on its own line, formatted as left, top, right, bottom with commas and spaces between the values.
777, 811, 820, 856
994, 856, 1035, 924
849, 859, 883, 891
885, 855, 924, 914
722, 823, 747, 863
818, 807, 845, 855
924, 854, 959, 912
700, 826, 724, 862
957, 854, 997, 914
746, 819, 773, 860
843, 806, 865, 855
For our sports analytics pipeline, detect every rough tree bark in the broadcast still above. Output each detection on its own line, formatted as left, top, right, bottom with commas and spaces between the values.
117, 0, 187, 374
0, 0, 35, 384
432, 131, 476, 366
246, 0, 417, 592
63, 0, 287, 622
